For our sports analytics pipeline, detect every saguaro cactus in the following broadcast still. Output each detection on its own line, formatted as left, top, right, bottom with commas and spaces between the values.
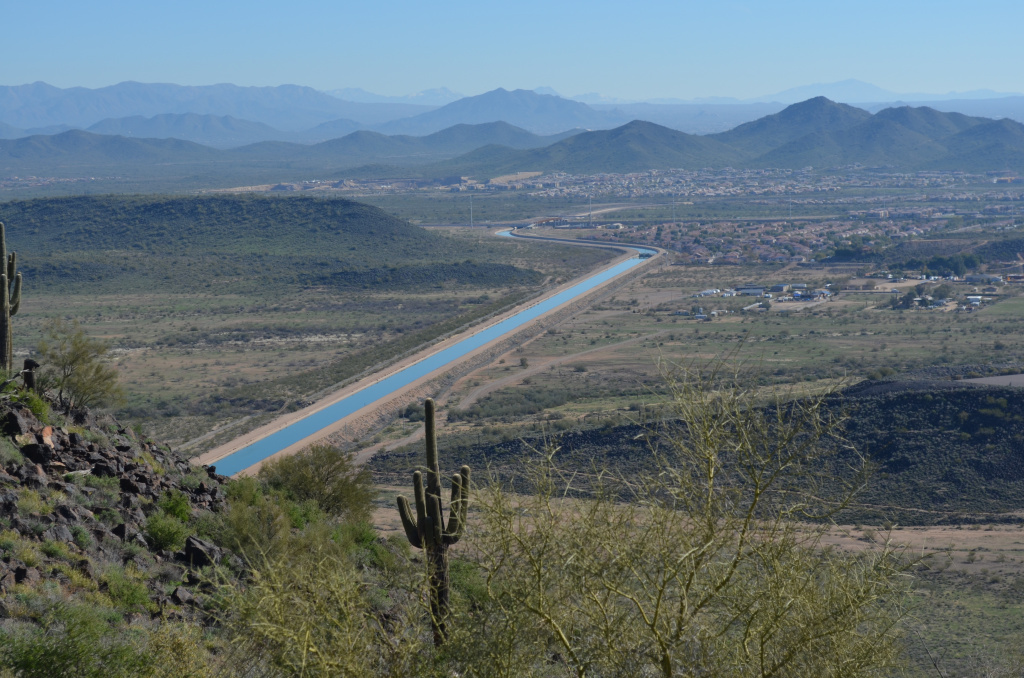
396, 398, 470, 646
0, 223, 22, 374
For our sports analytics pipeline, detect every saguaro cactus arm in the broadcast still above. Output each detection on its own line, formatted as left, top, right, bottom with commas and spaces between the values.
9, 273, 20, 316
397, 495, 421, 548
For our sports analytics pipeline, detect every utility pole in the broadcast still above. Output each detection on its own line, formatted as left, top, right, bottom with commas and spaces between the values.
470, 192, 473, 227
588, 194, 592, 228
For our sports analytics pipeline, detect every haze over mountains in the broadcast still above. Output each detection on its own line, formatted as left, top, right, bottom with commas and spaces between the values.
4, 96, 1024, 193
5, 80, 1024, 149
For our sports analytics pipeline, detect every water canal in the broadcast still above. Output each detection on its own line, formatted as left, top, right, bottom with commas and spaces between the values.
210, 232, 656, 475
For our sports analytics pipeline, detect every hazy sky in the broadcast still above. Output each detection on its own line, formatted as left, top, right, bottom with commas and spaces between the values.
5, 0, 1022, 99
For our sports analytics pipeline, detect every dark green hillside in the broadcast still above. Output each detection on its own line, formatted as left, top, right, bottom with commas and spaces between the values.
0, 194, 432, 255
372, 381, 1024, 525
976, 237, 1024, 262
421, 120, 746, 177
838, 382, 1024, 523
757, 117, 949, 168
0, 194, 533, 293
0, 129, 219, 168
872, 105, 983, 140
930, 118, 1024, 171
711, 97, 871, 156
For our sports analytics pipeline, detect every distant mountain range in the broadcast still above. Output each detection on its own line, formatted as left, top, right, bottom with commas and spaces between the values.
431, 98, 1024, 176
0, 120, 580, 179
3, 97, 1024, 191
6, 81, 1024, 149
0, 82, 432, 131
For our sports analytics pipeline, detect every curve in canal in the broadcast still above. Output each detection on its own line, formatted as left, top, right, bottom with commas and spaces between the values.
211, 232, 656, 475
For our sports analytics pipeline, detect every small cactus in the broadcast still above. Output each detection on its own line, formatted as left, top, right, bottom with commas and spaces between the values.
0, 223, 22, 374
396, 398, 470, 646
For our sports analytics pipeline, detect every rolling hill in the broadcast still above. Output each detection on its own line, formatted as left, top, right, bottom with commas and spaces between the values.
0, 121, 582, 184
423, 120, 746, 176
710, 97, 872, 156
0, 194, 542, 294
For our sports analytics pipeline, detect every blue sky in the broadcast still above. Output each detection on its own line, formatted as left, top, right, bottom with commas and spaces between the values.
5, 0, 1022, 99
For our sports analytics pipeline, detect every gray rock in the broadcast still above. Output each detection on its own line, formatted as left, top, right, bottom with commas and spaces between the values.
171, 586, 194, 605
43, 524, 74, 543
3, 408, 38, 436
14, 566, 40, 584
181, 536, 221, 568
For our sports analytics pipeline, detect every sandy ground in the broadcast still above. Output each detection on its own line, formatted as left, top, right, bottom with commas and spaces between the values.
195, 235, 661, 476
452, 331, 665, 411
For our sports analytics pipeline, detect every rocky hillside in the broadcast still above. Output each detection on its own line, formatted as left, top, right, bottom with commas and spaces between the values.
0, 392, 231, 621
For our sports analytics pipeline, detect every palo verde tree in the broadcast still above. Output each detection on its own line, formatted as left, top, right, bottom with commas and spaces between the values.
37, 319, 123, 410
396, 398, 471, 646
0, 222, 23, 374
461, 363, 910, 677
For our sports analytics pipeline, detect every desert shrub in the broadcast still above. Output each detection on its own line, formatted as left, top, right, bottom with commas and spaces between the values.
102, 566, 152, 613
70, 525, 93, 551
221, 530, 428, 677
214, 490, 292, 561
157, 490, 191, 523
0, 602, 148, 677
258, 443, 374, 522
144, 511, 188, 552
11, 390, 52, 424
0, 437, 24, 468
39, 540, 71, 561
140, 622, 215, 678
17, 490, 52, 516
453, 365, 911, 678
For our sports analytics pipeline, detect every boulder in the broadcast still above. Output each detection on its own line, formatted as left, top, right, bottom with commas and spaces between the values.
181, 536, 222, 568
20, 444, 54, 465
54, 504, 79, 523
119, 477, 145, 495
43, 524, 75, 543
171, 586, 194, 606
14, 566, 40, 585
3, 408, 38, 436
111, 522, 138, 541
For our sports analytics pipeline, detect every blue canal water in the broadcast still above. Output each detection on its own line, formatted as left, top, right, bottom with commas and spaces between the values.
212, 235, 655, 475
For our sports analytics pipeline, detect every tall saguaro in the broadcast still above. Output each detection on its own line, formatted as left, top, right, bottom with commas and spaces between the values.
0, 223, 22, 374
396, 398, 470, 646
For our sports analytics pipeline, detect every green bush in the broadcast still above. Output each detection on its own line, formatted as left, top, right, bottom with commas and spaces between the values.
0, 602, 149, 677
12, 390, 52, 424
40, 540, 71, 561
157, 490, 191, 523
144, 511, 188, 552
70, 525, 93, 551
102, 566, 152, 613
258, 444, 375, 522
0, 437, 24, 467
